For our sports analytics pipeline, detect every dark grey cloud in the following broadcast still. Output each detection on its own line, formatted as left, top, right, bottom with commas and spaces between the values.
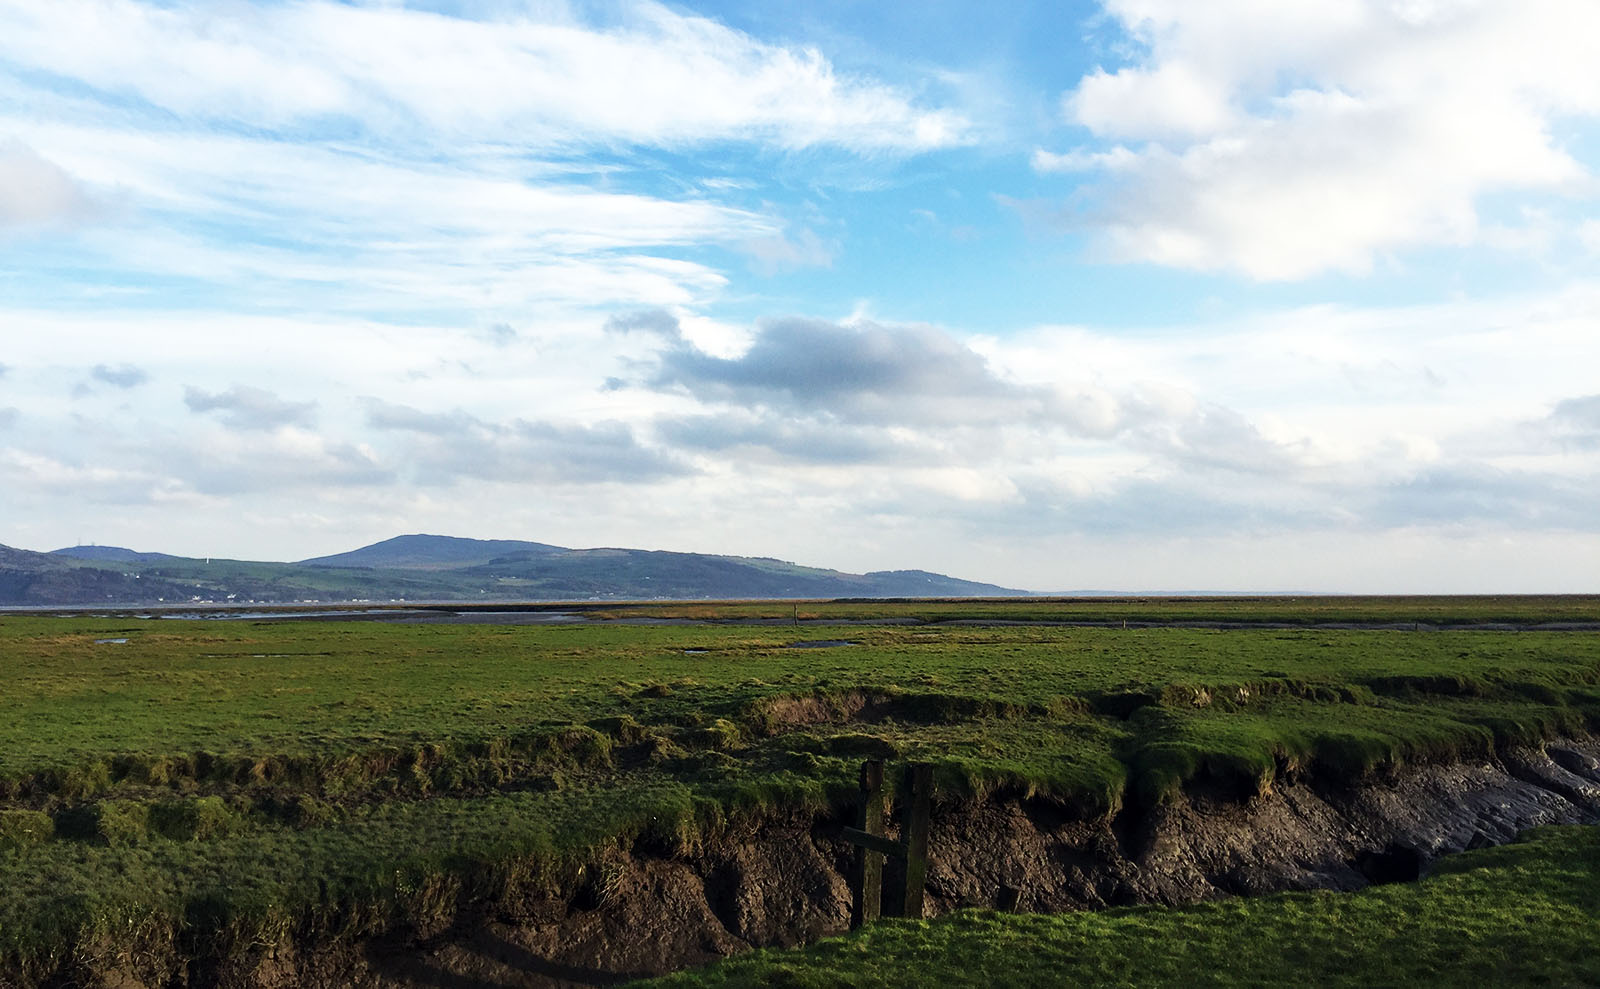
657, 317, 1014, 412
364, 400, 686, 485
620, 312, 1314, 480
91, 363, 148, 389
184, 385, 317, 430
629, 314, 1047, 428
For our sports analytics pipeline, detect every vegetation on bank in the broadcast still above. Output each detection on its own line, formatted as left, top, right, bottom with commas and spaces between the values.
636, 825, 1600, 988
1, 600, 1598, 982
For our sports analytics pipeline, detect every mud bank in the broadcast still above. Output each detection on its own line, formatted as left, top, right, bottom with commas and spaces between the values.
45, 741, 1600, 989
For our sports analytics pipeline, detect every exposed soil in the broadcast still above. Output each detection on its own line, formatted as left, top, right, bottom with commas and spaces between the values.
97, 738, 1600, 989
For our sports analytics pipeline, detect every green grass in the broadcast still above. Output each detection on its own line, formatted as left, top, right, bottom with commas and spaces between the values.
634, 824, 1600, 988
2, 602, 1599, 982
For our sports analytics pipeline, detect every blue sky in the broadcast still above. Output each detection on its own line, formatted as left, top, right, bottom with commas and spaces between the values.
2, 0, 1598, 591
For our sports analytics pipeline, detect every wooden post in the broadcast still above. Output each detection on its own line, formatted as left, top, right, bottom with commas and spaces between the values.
900, 762, 933, 919
842, 759, 935, 925
850, 759, 885, 928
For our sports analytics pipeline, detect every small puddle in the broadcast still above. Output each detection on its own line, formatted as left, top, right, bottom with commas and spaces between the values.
94, 638, 129, 645
683, 648, 709, 654
785, 640, 857, 649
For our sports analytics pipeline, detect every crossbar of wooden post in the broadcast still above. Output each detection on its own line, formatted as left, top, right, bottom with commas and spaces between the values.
842, 826, 902, 859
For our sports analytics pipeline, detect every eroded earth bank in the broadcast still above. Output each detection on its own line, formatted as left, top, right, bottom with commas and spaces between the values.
180, 740, 1600, 989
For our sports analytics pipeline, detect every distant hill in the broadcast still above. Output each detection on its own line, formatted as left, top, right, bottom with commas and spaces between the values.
299, 534, 564, 570
1, 544, 212, 605
50, 545, 180, 564
0, 534, 1023, 605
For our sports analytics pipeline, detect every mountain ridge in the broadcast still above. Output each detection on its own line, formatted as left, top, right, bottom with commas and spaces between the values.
1, 534, 1025, 605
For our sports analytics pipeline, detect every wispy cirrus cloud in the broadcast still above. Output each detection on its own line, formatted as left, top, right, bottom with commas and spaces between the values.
0, 0, 967, 153
0, 0, 967, 324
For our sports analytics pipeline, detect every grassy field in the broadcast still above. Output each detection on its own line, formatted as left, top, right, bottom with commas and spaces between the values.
635, 825, 1600, 988
1, 598, 1598, 981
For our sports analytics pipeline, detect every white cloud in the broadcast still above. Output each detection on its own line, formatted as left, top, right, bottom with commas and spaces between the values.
1, 120, 761, 316
1581, 219, 1600, 254
0, 0, 967, 153
0, 2, 971, 324
0, 139, 98, 227
1041, 0, 1600, 279
2, 283, 1598, 590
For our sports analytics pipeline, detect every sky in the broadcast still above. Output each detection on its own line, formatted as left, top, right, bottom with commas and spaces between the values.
1, 0, 1598, 592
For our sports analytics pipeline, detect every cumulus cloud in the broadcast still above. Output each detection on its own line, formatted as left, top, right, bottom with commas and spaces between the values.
184, 385, 317, 430
609, 311, 1353, 504
0, 139, 99, 228
91, 363, 148, 389
0, 1, 966, 153
621, 312, 1334, 482
1037, 0, 1600, 279
363, 399, 685, 485
641, 315, 1042, 425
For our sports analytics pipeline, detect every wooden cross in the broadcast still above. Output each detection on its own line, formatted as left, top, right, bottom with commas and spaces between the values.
843, 759, 932, 926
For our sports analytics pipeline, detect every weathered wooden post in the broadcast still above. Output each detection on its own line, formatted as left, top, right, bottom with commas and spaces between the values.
843, 759, 933, 926
850, 759, 885, 928
900, 761, 933, 920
